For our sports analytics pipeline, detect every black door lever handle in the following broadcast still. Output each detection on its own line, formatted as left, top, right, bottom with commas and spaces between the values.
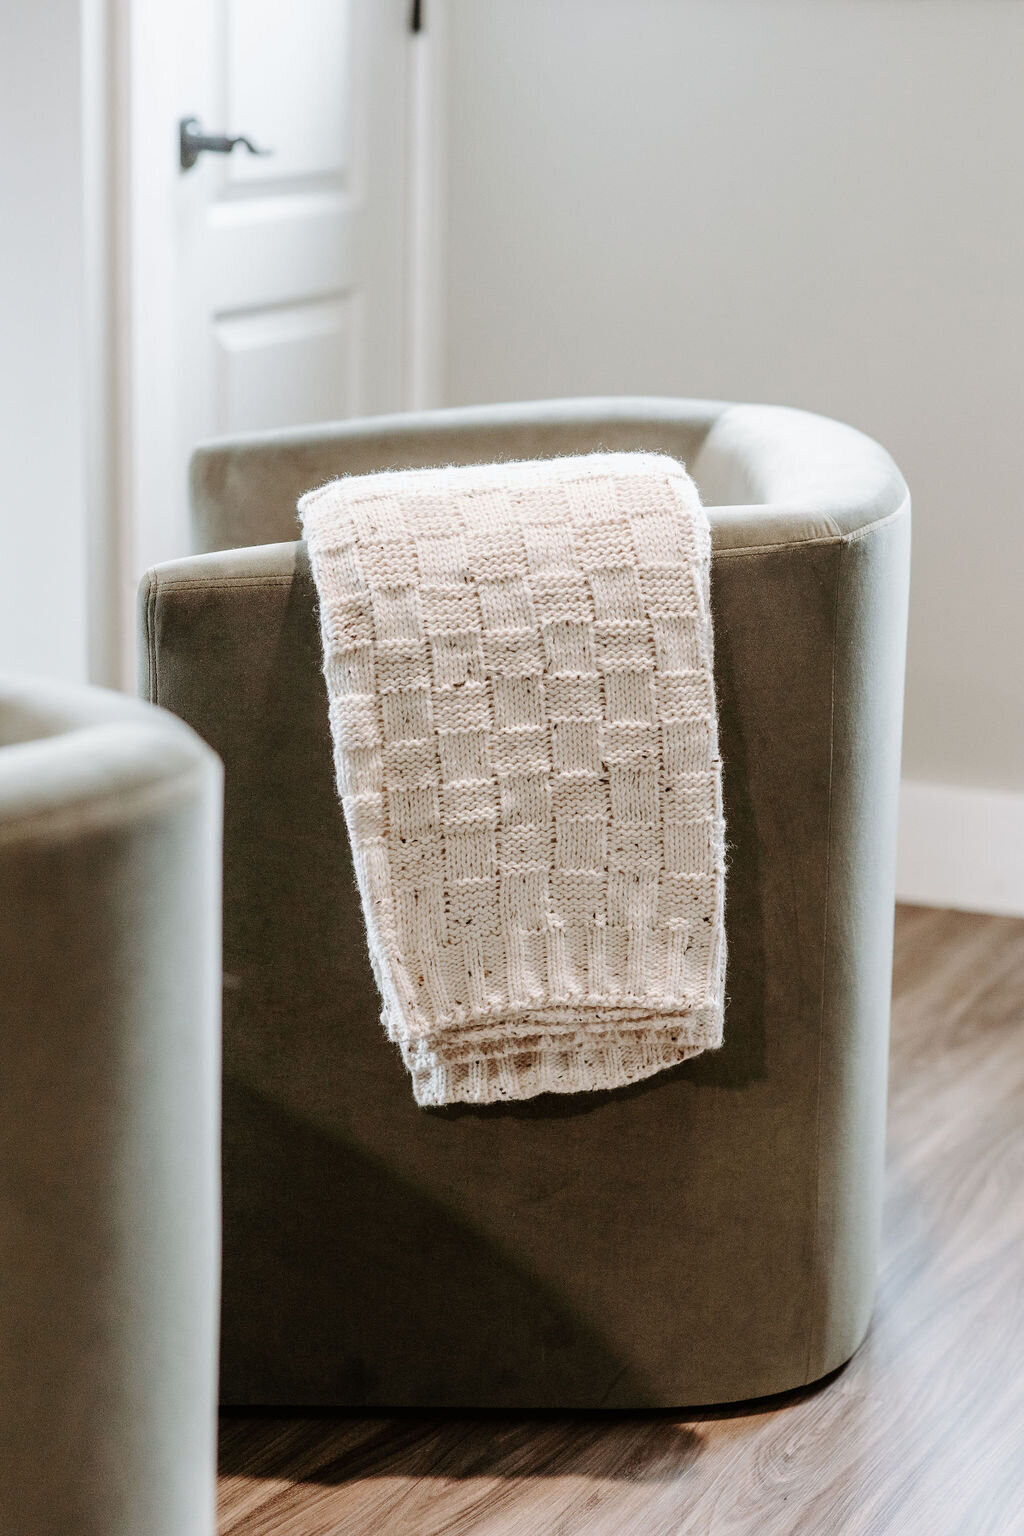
179, 116, 272, 172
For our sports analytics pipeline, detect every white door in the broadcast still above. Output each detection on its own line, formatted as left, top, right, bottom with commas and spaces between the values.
129, 0, 412, 579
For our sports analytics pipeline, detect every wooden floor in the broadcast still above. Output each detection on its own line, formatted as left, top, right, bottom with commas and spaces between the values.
217, 906, 1024, 1536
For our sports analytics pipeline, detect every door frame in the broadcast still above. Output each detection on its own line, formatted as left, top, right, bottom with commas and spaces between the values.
96, 0, 446, 687
79, 0, 128, 688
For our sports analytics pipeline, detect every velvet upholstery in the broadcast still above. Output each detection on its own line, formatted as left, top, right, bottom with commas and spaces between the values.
143, 397, 910, 1407
0, 677, 222, 1535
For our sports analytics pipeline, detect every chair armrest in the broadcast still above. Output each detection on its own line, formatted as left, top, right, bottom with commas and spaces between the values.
137, 540, 337, 861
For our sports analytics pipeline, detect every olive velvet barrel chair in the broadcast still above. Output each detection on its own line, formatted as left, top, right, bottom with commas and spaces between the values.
0, 677, 222, 1536
139, 397, 910, 1409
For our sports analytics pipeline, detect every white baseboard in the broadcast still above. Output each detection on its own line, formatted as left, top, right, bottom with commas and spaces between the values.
897, 780, 1024, 918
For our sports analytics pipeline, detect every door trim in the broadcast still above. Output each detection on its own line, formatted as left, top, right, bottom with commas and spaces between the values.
405, 0, 447, 412
81, 0, 131, 687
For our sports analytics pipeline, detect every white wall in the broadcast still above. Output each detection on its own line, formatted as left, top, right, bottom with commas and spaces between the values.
443, 0, 1024, 811
0, 0, 94, 682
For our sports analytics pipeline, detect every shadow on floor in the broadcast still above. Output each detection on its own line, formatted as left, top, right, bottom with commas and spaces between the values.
217, 1362, 849, 1487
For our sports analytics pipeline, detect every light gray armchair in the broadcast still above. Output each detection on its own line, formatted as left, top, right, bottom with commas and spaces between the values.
140, 396, 910, 1409
0, 677, 222, 1536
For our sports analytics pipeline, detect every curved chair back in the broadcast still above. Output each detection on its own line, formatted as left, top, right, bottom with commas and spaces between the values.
190, 395, 907, 555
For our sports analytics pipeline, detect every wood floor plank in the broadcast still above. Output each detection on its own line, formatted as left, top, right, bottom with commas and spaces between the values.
218, 904, 1024, 1535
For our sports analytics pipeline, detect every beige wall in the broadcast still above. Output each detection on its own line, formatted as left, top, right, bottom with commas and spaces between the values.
443, 0, 1024, 793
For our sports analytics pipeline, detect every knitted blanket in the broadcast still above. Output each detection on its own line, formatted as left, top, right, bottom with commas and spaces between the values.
299, 453, 726, 1106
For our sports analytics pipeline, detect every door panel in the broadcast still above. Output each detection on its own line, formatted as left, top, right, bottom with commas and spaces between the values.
206, 193, 354, 309
225, 0, 354, 187
214, 296, 357, 434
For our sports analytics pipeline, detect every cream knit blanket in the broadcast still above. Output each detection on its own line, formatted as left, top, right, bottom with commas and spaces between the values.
299, 453, 726, 1106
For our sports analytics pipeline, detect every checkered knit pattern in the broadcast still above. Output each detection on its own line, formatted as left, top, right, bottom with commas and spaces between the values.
299, 453, 726, 1106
